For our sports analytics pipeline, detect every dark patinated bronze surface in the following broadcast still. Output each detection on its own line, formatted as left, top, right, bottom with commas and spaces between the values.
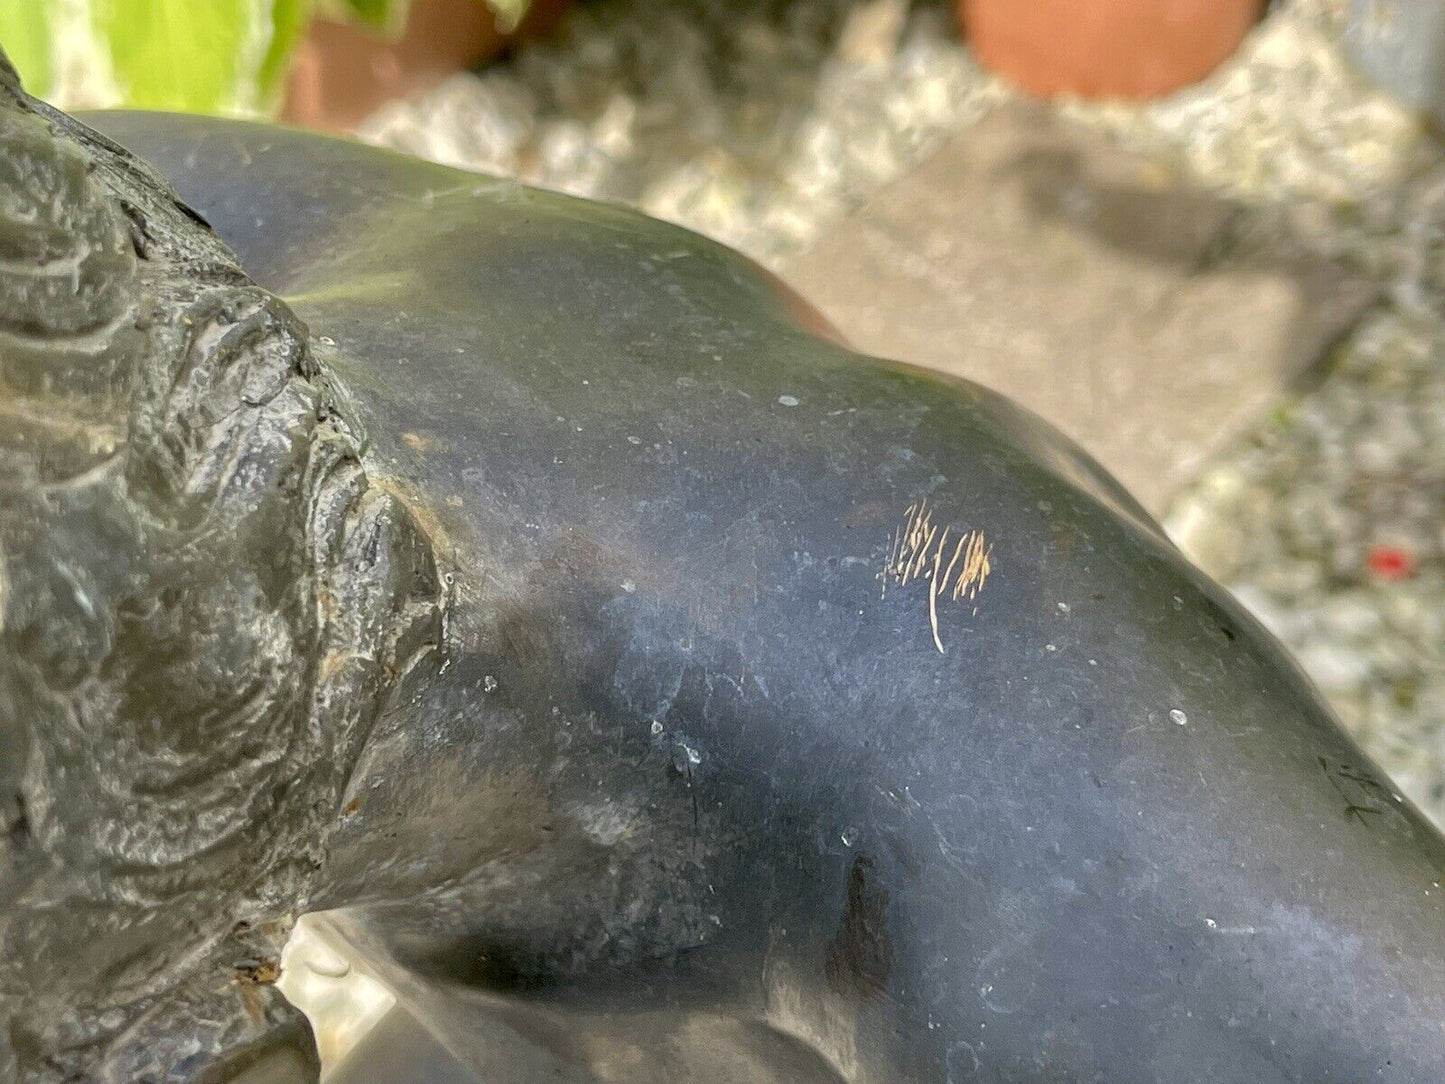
4, 52, 1445, 1083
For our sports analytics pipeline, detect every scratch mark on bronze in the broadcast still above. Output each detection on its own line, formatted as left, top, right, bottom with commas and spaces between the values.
878, 498, 993, 653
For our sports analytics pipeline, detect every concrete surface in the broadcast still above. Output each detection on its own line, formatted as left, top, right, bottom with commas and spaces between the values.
781, 102, 1379, 513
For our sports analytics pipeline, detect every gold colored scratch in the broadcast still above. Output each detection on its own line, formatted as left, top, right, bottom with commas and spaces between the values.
877, 498, 994, 653
932, 531, 967, 653
951, 528, 992, 602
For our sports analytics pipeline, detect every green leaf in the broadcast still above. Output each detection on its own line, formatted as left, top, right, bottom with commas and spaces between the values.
90, 0, 268, 112
257, 0, 314, 108
333, 0, 405, 30
8, 0, 536, 115
0, 1, 53, 97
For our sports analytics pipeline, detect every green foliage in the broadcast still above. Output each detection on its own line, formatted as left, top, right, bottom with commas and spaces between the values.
258, 0, 314, 101
326, 0, 403, 32
92, 0, 251, 112
0, 3, 50, 95
0, 0, 528, 114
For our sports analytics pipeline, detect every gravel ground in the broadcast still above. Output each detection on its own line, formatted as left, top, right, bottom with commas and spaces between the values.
359, 0, 1445, 824
360, 0, 1008, 264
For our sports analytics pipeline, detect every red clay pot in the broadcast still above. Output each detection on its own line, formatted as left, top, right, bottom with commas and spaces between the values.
282, 0, 573, 131
959, 0, 1264, 100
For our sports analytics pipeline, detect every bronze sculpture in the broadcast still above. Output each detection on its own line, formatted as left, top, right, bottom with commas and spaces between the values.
3, 50, 1445, 1082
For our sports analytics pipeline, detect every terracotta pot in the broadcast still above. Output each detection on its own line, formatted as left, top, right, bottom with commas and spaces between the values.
282, 0, 573, 131
959, 0, 1264, 100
